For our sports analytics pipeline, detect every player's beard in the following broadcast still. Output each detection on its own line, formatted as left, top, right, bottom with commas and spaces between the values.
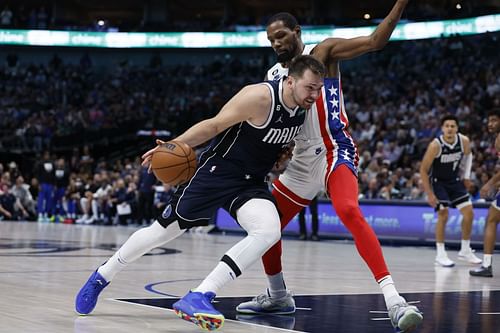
276, 42, 299, 63
277, 50, 294, 63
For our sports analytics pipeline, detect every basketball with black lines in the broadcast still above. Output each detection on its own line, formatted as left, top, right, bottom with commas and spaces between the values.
151, 141, 197, 185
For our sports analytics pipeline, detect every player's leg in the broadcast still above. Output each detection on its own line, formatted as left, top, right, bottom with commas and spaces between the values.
236, 179, 311, 314
434, 206, 455, 266
75, 219, 186, 315
174, 198, 281, 330
456, 203, 481, 263
298, 206, 307, 240
310, 197, 319, 240
328, 164, 422, 331
431, 180, 455, 267
470, 204, 500, 277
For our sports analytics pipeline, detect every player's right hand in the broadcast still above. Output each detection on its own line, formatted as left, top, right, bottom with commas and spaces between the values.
141, 139, 166, 172
427, 193, 439, 208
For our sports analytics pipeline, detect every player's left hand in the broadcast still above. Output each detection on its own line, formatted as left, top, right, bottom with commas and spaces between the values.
463, 179, 473, 191
141, 139, 166, 172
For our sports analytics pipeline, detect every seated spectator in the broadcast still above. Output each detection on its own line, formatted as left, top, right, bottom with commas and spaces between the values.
11, 176, 36, 220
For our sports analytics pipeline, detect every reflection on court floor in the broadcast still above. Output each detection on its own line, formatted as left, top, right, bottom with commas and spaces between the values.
118, 290, 500, 333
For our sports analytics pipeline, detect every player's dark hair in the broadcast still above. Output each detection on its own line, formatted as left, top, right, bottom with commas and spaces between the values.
440, 114, 459, 126
288, 55, 326, 79
267, 12, 298, 30
488, 108, 500, 119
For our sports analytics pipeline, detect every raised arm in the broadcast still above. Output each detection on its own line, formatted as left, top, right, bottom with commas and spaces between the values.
314, 0, 408, 62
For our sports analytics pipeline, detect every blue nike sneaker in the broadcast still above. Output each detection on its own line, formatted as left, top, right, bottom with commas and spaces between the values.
173, 291, 224, 331
75, 271, 109, 315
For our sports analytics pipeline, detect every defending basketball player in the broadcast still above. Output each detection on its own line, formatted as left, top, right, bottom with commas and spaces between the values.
75, 55, 325, 331
235, 2, 423, 332
470, 109, 500, 277
420, 114, 481, 267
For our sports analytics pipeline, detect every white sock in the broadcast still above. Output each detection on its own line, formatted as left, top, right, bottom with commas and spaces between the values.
267, 272, 287, 299
194, 261, 234, 294
378, 275, 402, 308
436, 242, 446, 257
195, 235, 270, 295
461, 239, 471, 252
98, 221, 185, 281
483, 254, 493, 268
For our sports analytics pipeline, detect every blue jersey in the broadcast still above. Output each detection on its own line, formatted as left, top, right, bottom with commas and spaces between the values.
158, 77, 307, 228
431, 134, 464, 181
203, 78, 306, 180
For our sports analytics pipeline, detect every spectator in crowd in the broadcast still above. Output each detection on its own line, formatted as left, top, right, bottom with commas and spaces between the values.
153, 183, 174, 217
11, 175, 36, 220
53, 158, 70, 222
298, 195, 320, 241
36, 151, 55, 222
137, 164, 156, 226
0, 6, 13, 28
0, 184, 15, 220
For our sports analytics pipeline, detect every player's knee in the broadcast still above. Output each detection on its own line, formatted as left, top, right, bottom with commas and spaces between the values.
461, 206, 473, 218
263, 223, 281, 246
237, 199, 281, 246
335, 199, 361, 221
437, 209, 449, 220
248, 216, 280, 246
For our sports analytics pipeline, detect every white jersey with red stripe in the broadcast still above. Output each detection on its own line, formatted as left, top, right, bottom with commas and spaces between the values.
266, 44, 359, 204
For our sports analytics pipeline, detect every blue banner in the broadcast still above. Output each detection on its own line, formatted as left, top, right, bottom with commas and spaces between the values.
216, 201, 499, 245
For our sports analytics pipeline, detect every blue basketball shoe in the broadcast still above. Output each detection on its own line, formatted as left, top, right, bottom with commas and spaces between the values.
173, 291, 224, 331
75, 271, 109, 315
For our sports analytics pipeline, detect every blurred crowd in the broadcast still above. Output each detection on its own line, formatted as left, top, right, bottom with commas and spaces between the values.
0, 3, 492, 33
0, 32, 499, 223
0, 52, 266, 153
0, 147, 176, 225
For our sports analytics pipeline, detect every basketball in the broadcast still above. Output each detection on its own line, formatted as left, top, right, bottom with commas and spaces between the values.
151, 141, 197, 185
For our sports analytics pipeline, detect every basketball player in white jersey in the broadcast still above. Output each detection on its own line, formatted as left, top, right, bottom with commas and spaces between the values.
236, 1, 423, 332
470, 109, 500, 277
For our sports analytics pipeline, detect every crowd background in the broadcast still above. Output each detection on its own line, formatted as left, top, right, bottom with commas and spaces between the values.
1, 1, 497, 33
0, 29, 499, 225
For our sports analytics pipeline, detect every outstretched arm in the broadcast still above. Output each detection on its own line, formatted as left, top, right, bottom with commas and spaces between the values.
315, 0, 408, 61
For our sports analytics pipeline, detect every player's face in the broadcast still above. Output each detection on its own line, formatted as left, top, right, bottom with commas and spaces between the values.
266, 21, 301, 63
487, 115, 500, 133
441, 120, 458, 139
289, 69, 323, 109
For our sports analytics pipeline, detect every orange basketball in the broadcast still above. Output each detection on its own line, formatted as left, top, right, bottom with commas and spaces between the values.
151, 141, 197, 185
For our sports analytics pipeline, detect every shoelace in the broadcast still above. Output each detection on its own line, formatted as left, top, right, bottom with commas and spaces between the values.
252, 293, 270, 304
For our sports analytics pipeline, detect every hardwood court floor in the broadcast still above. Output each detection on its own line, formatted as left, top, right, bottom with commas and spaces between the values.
1, 221, 499, 333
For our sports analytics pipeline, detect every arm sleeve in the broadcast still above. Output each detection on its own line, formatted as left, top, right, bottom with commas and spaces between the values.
462, 153, 473, 179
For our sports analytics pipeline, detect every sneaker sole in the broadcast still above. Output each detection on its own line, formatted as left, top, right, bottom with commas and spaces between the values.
397, 309, 423, 333
434, 261, 455, 267
236, 307, 296, 315
469, 272, 493, 278
174, 309, 224, 331
458, 256, 482, 264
